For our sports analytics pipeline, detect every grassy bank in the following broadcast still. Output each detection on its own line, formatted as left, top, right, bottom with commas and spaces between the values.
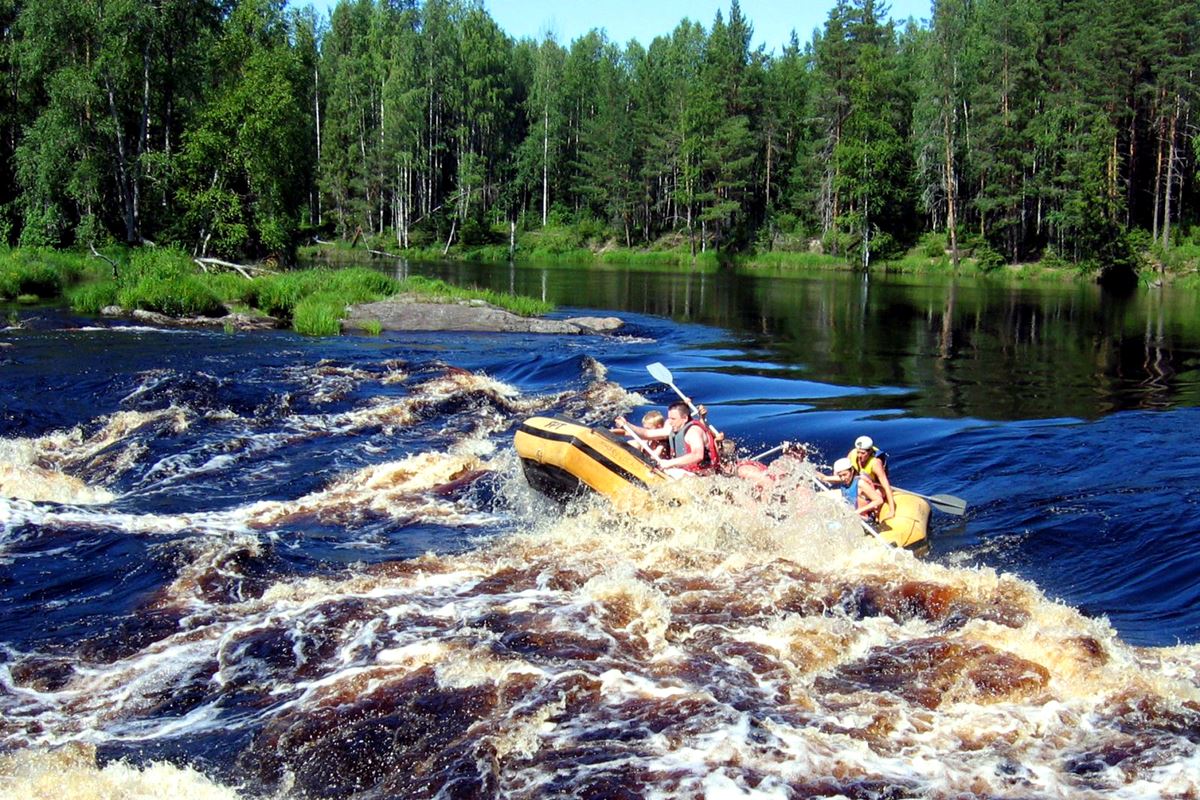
300, 223, 1199, 283
2, 248, 553, 336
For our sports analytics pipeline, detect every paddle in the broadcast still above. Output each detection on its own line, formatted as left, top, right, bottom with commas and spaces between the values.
896, 487, 967, 516
809, 474, 882, 542
750, 443, 787, 461
748, 441, 807, 461
646, 362, 702, 418
620, 424, 668, 475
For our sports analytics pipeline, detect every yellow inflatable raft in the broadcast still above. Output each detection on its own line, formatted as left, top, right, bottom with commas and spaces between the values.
514, 415, 929, 552
874, 490, 931, 553
514, 416, 666, 506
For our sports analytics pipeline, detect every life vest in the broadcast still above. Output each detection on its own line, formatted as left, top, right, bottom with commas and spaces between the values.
840, 475, 860, 507
668, 419, 721, 474
851, 447, 887, 484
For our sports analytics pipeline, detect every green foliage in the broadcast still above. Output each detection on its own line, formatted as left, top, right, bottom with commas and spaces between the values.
361, 319, 383, 336
736, 251, 847, 271
1, 0, 1196, 276
292, 292, 346, 336
244, 267, 398, 319
0, 249, 94, 299
973, 245, 1006, 274
920, 232, 948, 258
115, 250, 225, 317
68, 281, 120, 314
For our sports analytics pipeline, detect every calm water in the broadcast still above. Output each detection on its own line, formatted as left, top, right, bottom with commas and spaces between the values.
1, 264, 1198, 797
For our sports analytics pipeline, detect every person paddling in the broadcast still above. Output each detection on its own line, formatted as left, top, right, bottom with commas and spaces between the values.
847, 435, 894, 517
616, 401, 719, 478
819, 457, 885, 519
636, 410, 666, 459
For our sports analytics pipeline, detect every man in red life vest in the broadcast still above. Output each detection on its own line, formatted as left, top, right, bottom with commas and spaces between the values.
616, 401, 719, 478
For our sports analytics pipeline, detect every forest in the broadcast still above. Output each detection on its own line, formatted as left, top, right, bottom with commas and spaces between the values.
0, 0, 1197, 275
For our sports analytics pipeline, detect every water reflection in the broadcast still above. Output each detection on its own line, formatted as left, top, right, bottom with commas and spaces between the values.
320, 256, 1200, 420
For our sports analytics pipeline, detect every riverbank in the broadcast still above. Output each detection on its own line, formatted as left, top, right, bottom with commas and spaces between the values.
0, 248, 557, 336
299, 226, 1200, 287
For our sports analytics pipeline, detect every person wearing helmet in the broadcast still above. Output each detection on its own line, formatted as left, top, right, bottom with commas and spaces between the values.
847, 435, 894, 517
818, 457, 884, 518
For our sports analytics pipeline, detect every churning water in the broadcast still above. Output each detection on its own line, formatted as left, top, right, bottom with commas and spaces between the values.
1, 269, 1199, 798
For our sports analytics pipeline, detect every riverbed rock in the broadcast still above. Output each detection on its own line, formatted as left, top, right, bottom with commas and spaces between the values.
343, 298, 623, 335
101, 306, 280, 331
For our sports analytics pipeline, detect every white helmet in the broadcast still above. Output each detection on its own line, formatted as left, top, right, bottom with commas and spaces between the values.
854, 435, 873, 450
833, 457, 853, 473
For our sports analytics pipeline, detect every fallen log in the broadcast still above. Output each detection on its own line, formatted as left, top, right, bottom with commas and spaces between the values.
193, 257, 276, 280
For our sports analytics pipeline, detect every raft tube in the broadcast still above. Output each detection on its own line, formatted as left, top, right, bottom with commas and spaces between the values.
514, 415, 665, 506
876, 490, 931, 554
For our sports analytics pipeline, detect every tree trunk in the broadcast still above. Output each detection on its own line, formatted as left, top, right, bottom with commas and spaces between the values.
1162, 93, 1179, 249
314, 62, 322, 226
943, 108, 959, 270
542, 104, 549, 226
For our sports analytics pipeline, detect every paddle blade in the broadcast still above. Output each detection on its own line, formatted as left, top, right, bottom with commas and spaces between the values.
646, 362, 673, 385
928, 494, 968, 515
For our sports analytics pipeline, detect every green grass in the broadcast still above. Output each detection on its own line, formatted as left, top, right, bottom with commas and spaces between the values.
292, 292, 347, 336
114, 249, 225, 317
66, 281, 119, 313
0, 248, 94, 300
734, 250, 848, 272
361, 319, 383, 336
395, 275, 553, 316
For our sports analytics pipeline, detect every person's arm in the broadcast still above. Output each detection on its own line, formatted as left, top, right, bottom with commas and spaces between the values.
872, 461, 895, 512
856, 479, 884, 517
615, 416, 668, 440
660, 425, 705, 470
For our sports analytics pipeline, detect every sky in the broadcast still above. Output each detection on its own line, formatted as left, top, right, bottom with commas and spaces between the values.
480, 0, 932, 53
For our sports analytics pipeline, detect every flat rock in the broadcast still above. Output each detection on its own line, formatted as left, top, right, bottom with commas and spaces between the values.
105, 307, 280, 330
343, 299, 623, 334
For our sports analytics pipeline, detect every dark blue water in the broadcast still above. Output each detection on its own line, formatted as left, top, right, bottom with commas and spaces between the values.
2, 271, 1199, 796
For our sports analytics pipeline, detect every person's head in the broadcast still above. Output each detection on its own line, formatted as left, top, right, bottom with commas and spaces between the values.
853, 435, 874, 457
666, 401, 691, 431
833, 457, 854, 482
641, 410, 664, 429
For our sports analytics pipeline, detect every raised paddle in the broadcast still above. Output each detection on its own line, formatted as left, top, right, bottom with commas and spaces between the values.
646, 362, 726, 443
646, 362, 702, 418
748, 441, 806, 461
896, 487, 967, 516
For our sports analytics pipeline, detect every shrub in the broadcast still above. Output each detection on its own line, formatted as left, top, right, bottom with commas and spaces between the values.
973, 245, 1006, 274
919, 231, 948, 258
114, 249, 225, 316
68, 281, 119, 313
292, 292, 345, 336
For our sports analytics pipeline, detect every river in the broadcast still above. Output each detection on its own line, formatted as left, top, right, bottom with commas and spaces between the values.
1, 262, 1198, 798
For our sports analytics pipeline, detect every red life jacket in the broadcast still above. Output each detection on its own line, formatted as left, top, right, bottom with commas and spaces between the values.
669, 419, 721, 474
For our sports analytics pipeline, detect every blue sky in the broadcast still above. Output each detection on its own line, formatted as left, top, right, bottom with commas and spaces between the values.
301, 1, 933, 54
482, 0, 932, 52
